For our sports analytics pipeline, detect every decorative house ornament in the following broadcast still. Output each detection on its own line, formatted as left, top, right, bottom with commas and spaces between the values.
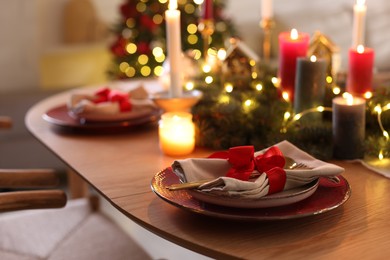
222, 38, 261, 89
308, 31, 340, 79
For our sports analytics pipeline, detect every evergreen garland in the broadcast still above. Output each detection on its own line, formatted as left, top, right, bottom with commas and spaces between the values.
192, 63, 390, 160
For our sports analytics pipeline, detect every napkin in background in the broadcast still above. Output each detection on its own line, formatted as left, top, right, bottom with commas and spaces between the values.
68, 85, 156, 120
172, 140, 345, 199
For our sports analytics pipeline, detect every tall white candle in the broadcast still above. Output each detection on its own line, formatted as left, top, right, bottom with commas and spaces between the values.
352, 0, 367, 47
165, 0, 183, 98
261, 0, 273, 20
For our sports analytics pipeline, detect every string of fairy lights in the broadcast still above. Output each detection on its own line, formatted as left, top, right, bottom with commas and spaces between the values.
111, 0, 231, 79
183, 50, 389, 160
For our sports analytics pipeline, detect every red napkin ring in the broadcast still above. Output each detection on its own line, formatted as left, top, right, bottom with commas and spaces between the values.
265, 167, 286, 194
208, 145, 287, 193
254, 146, 286, 172
93, 87, 132, 112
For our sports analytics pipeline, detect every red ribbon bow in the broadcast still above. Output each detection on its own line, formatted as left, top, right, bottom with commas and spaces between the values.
209, 146, 287, 195
93, 87, 132, 112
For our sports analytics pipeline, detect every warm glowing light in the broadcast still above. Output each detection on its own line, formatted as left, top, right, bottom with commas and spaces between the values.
357, 0, 366, 6
219, 95, 230, 104
153, 14, 163, 24
155, 54, 165, 62
225, 83, 233, 93
193, 0, 203, 4
187, 24, 198, 34
255, 83, 263, 91
364, 91, 373, 99
119, 62, 129, 72
317, 106, 325, 112
379, 150, 384, 160
159, 112, 195, 156
244, 99, 252, 107
272, 77, 280, 88
217, 49, 227, 60
249, 60, 256, 66
252, 72, 258, 79
140, 66, 151, 76
384, 131, 389, 140
205, 76, 213, 84
154, 66, 164, 76
342, 92, 354, 105
125, 67, 136, 77
282, 91, 289, 101
293, 114, 301, 121
185, 81, 194, 90
152, 47, 164, 57
187, 34, 199, 44
126, 43, 137, 54
290, 29, 298, 40
136, 2, 146, 12
284, 112, 291, 120
126, 18, 135, 28
374, 105, 382, 114
326, 76, 333, 84
202, 64, 211, 73
169, 0, 177, 10
138, 54, 149, 65
310, 55, 317, 62
333, 87, 341, 95
184, 3, 196, 14
192, 49, 202, 60
357, 45, 365, 54
207, 48, 217, 56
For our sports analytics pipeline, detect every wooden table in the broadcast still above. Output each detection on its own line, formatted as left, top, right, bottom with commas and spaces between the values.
26, 87, 390, 259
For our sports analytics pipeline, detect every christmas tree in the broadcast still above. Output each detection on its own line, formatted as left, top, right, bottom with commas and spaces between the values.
108, 0, 236, 79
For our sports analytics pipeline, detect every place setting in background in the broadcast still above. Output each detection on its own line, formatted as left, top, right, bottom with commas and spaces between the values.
42, 84, 162, 132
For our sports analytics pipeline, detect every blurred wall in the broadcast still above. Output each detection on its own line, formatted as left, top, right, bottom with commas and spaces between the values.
1, 0, 389, 94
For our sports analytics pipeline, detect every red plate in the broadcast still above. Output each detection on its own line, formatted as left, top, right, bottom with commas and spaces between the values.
151, 167, 351, 221
43, 105, 161, 133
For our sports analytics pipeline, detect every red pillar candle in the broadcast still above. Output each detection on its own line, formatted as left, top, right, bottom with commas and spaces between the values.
278, 29, 309, 102
202, 0, 213, 20
346, 45, 374, 95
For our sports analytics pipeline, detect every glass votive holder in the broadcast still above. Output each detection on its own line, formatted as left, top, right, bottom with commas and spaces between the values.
158, 112, 195, 156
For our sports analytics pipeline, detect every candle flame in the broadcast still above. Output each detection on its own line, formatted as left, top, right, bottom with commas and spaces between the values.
282, 91, 289, 101
169, 0, 177, 10
342, 92, 354, 106
310, 55, 317, 62
356, 0, 366, 6
357, 45, 365, 54
379, 150, 384, 160
363, 91, 373, 99
290, 29, 298, 40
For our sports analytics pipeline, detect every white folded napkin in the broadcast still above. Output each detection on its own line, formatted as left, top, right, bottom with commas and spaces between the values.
172, 140, 345, 199
68, 85, 156, 121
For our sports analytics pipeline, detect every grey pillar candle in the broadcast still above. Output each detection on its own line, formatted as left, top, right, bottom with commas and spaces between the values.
294, 56, 327, 114
332, 95, 366, 159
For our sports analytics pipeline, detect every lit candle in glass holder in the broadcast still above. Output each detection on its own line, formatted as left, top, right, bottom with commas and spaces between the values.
332, 93, 366, 159
159, 112, 195, 156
